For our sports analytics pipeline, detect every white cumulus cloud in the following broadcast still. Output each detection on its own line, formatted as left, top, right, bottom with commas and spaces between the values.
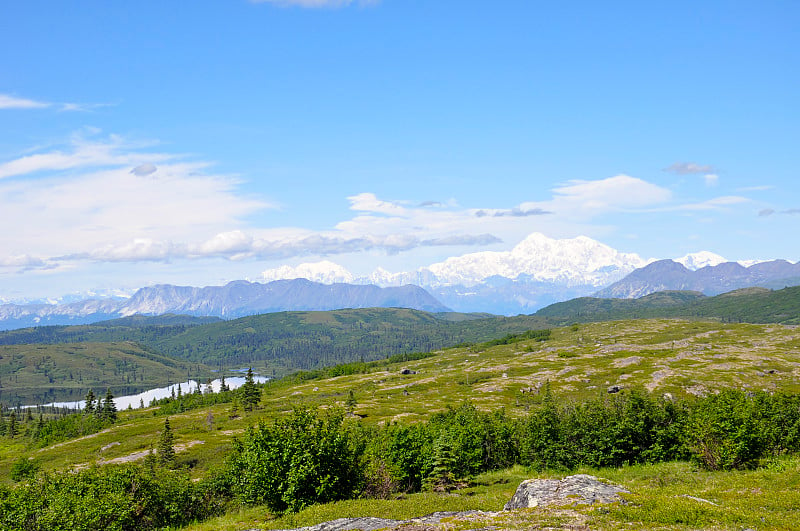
0, 94, 50, 109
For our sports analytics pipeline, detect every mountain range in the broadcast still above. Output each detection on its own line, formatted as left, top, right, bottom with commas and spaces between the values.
595, 259, 800, 298
0, 279, 448, 330
1, 231, 798, 329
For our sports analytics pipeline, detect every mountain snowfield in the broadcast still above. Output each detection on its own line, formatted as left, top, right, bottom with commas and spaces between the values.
260, 232, 726, 289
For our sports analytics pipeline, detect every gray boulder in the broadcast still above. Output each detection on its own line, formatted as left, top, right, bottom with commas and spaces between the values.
504, 474, 629, 509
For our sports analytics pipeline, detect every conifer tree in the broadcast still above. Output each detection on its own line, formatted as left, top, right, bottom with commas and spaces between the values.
8, 411, 17, 438
158, 417, 176, 467
220, 374, 229, 392
101, 388, 117, 422
240, 367, 260, 411
84, 389, 96, 415
423, 436, 458, 492
205, 378, 213, 394
0, 413, 6, 436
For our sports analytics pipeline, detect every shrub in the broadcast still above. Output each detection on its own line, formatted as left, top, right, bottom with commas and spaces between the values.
226, 407, 363, 513
0, 465, 220, 531
685, 389, 767, 470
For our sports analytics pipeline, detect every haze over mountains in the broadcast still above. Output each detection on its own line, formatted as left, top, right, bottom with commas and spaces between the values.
1, 232, 797, 330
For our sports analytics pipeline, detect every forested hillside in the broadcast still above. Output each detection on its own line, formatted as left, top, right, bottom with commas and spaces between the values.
0, 342, 212, 406
537, 286, 800, 325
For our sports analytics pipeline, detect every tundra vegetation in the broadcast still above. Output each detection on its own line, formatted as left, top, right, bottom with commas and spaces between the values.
0, 317, 800, 530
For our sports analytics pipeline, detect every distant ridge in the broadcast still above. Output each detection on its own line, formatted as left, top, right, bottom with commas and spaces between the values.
595, 259, 800, 299
0, 279, 450, 331
537, 285, 800, 325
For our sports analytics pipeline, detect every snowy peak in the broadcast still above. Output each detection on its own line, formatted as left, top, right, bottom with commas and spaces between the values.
261, 260, 354, 285
423, 232, 649, 288
674, 251, 728, 270
255, 233, 651, 290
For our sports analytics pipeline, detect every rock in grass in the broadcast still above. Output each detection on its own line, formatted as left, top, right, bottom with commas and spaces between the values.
504, 474, 629, 509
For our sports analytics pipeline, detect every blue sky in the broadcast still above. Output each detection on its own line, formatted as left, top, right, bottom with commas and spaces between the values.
1, 0, 798, 300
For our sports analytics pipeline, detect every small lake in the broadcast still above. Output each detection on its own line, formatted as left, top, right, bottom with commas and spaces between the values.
34, 375, 270, 411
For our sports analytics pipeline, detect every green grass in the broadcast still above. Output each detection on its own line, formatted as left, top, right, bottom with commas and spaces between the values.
0, 319, 800, 529
184, 458, 800, 531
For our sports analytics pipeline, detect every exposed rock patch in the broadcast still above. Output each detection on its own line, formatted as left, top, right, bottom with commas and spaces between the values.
268, 511, 486, 531
504, 474, 629, 509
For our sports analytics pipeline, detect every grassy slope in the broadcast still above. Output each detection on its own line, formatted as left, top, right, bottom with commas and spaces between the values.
3, 317, 800, 529
187, 459, 800, 531
0, 342, 214, 406
4, 318, 800, 478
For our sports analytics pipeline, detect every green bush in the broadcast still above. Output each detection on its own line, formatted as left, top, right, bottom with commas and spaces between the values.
9, 456, 40, 482
685, 389, 784, 470
226, 407, 364, 513
0, 465, 220, 531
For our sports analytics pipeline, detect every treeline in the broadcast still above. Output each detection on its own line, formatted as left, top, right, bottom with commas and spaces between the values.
0, 309, 553, 375
4, 387, 800, 530
224, 388, 800, 513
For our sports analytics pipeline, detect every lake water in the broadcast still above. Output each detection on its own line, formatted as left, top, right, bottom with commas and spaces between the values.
36, 375, 270, 411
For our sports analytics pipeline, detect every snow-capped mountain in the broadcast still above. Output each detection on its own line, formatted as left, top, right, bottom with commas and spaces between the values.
674, 251, 728, 270
260, 260, 354, 284
257, 232, 793, 315
263, 233, 652, 290
260, 233, 654, 314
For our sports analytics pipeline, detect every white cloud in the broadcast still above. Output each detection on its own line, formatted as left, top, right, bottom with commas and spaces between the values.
0, 132, 169, 180
0, 94, 50, 109
348, 192, 408, 216
0, 254, 47, 268
548, 175, 672, 213
0, 133, 270, 268
704, 174, 719, 187
0, 93, 106, 112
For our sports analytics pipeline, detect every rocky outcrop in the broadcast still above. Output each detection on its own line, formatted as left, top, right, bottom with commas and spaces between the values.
267, 476, 629, 531
504, 474, 629, 509
264, 511, 484, 531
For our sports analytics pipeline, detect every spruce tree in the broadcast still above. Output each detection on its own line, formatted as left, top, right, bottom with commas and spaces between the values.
423, 436, 458, 492
8, 412, 17, 438
240, 367, 260, 411
158, 417, 176, 467
101, 388, 117, 422
84, 389, 96, 415
220, 374, 229, 392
